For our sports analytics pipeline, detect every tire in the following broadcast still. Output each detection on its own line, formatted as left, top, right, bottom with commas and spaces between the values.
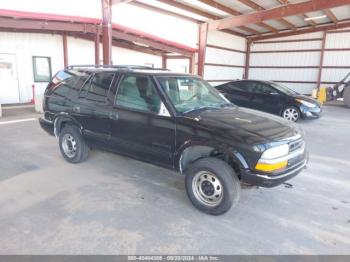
59, 125, 89, 163
282, 106, 300, 122
185, 157, 241, 215
343, 87, 350, 108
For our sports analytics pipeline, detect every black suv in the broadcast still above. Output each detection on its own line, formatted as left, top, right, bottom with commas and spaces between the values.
40, 65, 307, 215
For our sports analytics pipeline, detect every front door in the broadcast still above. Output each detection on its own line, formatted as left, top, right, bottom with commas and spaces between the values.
0, 54, 20, 104
110, 74, 175, 168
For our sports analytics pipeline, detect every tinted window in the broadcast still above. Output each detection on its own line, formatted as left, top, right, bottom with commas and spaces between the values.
252, 82, 275, 94
236, 81, 254, 93
49, 70, 88, 99
81, 72, 115, 103
116, 75, 161, 113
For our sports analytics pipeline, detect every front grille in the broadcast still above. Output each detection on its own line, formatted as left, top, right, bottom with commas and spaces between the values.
289, 139, 304, 153
287, 138, 306, 168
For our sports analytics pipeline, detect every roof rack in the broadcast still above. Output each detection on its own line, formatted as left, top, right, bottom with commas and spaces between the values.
65, 65, 170, 71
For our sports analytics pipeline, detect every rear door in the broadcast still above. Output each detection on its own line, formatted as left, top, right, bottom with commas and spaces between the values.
109, 74, 176, 167
72, 72, 117, 147
218, 81, 254, 108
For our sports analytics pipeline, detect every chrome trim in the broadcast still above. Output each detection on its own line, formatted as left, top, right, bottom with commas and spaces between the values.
255, 160, 307, 180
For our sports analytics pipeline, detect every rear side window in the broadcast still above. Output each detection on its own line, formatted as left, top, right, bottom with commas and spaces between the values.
235, 81, 254, 93
47, 70, 88, 99
80, 72, 115, 103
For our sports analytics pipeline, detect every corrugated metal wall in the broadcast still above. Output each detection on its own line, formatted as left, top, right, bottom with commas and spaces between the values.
248, 30, 350, 94
249, 32, 323, 94
204, 31, 246, 86
322, 31, 350, 83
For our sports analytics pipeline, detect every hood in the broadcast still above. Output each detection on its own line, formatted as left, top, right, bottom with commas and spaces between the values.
184, 106, 300, 145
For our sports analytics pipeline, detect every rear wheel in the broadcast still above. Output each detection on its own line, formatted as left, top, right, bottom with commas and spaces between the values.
343, 87, 350, 108
185, 157, 240, 215
282, 106, 300, 122
59, 125, 89, 163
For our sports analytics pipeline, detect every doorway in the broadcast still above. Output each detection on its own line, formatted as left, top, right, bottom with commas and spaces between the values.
0, 54, 20, 104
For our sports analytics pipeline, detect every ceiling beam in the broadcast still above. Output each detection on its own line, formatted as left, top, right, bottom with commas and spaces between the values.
238, 0, 296, 30
324, 9, 338, 24
131, 1, 200, 23
208, 0, 350, 31
198, 0, 279, 33
276, 0, 316, 27
0, 16, 97, 33
112, 30, 193, 56
250, 19, 350, 41
156, 0, 259, 36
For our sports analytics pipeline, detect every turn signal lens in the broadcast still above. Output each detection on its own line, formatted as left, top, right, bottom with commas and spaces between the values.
255, 161, 288, 172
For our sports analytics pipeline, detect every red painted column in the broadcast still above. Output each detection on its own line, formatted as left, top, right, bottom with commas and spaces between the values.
197, 23, 208, 77
62, 33, 68, 67
189, 55, 194, 74
101, 0, 112, 65
162, 54, 167, 70
95, 29, 100, 65
244, 40, 251, 79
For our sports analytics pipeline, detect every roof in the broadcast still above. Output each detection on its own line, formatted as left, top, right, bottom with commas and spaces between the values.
130, 0, 350, 40
65, 65, 192, 76
0, 8, 197, 56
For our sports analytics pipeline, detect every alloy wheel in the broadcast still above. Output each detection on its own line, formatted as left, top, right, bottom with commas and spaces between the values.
283, 108, 299, 121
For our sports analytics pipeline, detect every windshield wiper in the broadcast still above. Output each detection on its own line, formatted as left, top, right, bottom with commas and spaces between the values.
183, 106, 221, 114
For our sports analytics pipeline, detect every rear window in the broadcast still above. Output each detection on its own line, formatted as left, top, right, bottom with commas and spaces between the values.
47, 70, 89, 98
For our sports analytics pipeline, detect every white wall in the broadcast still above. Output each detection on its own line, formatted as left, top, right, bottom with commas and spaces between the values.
67, 37, 162, 67
0, 32, 64, 103
203, 31, 246, 86
322, 31, 350, 83
0, 32, 163, 104
249, 30, 350, 95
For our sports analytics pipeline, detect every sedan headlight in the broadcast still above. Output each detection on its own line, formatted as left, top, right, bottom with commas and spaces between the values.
255, 144, 289, 172
296, 99, 316, 108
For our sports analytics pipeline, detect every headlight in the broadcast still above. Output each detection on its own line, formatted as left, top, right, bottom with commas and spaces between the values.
255, 144, 289, 172
261, 144, 289, 159
296, 99, 316, 108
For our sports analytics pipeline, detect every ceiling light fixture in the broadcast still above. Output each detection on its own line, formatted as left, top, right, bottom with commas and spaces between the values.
304, 15, 327, 21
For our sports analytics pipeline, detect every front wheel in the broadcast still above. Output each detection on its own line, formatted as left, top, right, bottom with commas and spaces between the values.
185, 157, 240, 215
282, 106, 300, 122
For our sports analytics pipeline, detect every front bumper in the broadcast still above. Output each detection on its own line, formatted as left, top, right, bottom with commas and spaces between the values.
300, 105, 322, 119
241, 159, 307, 187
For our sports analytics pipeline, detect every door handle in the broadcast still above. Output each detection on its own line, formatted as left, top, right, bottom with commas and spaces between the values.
109, 111, 119, 120
73, 106, 80, 113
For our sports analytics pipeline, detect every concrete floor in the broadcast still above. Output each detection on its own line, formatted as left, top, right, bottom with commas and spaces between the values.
0, 105, 349, 255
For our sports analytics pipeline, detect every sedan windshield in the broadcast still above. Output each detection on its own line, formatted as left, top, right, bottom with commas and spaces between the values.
269, 82, 298, 95
156, 76, 232, 113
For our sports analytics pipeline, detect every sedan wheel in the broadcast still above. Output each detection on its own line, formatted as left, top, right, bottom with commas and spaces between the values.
282, 107, 300, 122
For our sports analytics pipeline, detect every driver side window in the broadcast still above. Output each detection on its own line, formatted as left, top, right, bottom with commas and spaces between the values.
115, 75, 161, 114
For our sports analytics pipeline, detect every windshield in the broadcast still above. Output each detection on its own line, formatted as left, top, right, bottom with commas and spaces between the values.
156, 76, 232, 113
269, 82, 298, 95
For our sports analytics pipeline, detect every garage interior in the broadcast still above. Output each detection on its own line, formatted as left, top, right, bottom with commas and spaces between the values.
0, 0, 350, 255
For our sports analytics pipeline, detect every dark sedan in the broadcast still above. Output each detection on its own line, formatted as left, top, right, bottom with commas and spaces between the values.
215, 80, 321, 121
